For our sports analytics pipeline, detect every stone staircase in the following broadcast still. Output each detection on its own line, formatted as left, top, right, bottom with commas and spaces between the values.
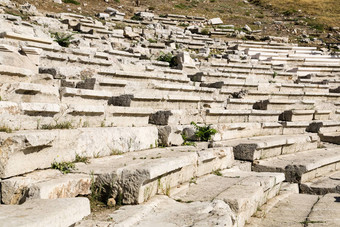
0, 3, 339, 226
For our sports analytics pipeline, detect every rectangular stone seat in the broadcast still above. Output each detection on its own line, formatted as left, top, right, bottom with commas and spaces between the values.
68, 104, 105, 116
60, 87, 112, 99
314, 110, 331, 120
221, 133, 318, 161
226, 98, 256, 110
106, 106, 153, 126
281, 121, 310, 134
0, 65, 34, 77
20, 102, 60, 115
280, 110, 315, 122
206, 109, 280, 124
0, 31, 52, 44
253, 147, 340, 183
0, 126, 158, 178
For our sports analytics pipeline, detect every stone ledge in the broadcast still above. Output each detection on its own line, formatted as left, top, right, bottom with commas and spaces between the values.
0, 198, 90, 227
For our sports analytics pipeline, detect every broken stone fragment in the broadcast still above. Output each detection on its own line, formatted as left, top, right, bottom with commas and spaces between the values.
200, 81, 224, 89
149, 111, 173, 125
108, 95, 134, 107
76, 78, 96, 90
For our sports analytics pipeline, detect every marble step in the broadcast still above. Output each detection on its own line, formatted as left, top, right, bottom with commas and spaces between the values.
78, 169, 284, 227
300, 170, 340, 195
0, 198, 90, 227
213, 134, 319, 161
247, 193, 340, 227
253, 147, 340, 183
1, 146, 234, 205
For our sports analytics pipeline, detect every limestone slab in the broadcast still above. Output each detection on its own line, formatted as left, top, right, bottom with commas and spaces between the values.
253, 147, 340, 183
0, 198, 90, 227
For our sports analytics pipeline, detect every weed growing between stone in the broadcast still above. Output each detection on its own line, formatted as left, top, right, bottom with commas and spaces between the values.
62, 0, 80, 5
212, 169, 222, 176
0, 125, 13, 133
157, 52, 178, 67
74, 154, 90, 164
52, 32, 74, 47
51, 161, 75, 174
41, 121, 73, 130
191, 121, 217, 141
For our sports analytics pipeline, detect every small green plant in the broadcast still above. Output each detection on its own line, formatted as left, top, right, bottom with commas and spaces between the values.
178, 23, 189, 27
273, 71, 278, 78
0, 96, 2, 101
111, 149, 123, 155
201, 28, 209, 35
51, 161, 75, 174
0, 125, 12, 133
191, 122, 217, 141
212, 169, 222, 176
189, 177, 197, 184
53, 32, 74, 47
157, 52, 177, 67
41, 121, 73, 130
131, 15, 142, 21
62, 0, 80, 5
181, 134, 196, 146
74, 154, 90, 164
114, 0, 120, 2
148, 38, 157, 43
